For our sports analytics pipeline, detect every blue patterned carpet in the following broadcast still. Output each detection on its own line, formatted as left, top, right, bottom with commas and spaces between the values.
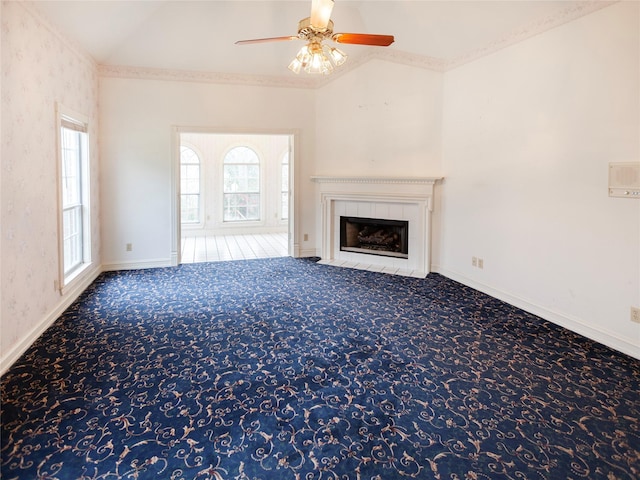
2, 257, 639, 479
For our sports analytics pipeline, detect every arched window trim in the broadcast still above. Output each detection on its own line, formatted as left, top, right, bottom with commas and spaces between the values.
222, 145, 262, 223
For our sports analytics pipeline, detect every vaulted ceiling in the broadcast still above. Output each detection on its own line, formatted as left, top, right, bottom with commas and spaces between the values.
30, 0, 611, 81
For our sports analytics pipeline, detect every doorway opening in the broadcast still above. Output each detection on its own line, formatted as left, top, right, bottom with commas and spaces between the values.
175, 131, 294, 264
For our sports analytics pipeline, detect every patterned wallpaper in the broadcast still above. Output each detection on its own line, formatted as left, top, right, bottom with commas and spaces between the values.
1, 1, 100, 365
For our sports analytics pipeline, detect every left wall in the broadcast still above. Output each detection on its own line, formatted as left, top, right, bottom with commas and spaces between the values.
1, 1, 101, 373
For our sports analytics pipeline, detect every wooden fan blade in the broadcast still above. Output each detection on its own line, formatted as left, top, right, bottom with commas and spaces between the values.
235, 36, 299, 45
332, 33, 395, 47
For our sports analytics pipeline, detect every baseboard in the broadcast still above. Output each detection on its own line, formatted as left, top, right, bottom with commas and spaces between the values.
101, 258, 174, 272
0, 266, 102, 376
297, 248, 319, 258
432, 266, 640, 360
1, 258, 172, 375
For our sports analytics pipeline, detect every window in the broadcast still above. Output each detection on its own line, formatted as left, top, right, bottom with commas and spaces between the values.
281, 151, 289, 221
60, 115, 90, 281
223, 146, 260, 222
180, 146, 201, 224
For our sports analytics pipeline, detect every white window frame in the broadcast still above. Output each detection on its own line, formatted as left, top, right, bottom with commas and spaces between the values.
280, 150, 289, 222
180, 144, 203, 227
222, 146, 262, 223
57, 106, 92, 290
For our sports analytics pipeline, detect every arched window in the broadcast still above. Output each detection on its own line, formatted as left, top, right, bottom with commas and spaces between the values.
223, 146, 260, 222
281, 151, 289, 221
180, 146, 201, 224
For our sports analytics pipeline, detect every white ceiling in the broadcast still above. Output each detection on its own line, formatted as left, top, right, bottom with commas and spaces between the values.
29, 0, 603, 78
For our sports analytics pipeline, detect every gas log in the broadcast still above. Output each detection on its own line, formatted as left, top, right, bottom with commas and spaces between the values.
357, 226, 399, 249
340, 216, 409, 259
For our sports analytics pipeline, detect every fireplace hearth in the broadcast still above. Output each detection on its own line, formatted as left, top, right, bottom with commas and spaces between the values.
340, 216, 409, 259
311, 175, 442, 277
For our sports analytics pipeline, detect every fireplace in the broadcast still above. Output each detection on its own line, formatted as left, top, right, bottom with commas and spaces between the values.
311, 175, 442, 277
340, 217, 409, 259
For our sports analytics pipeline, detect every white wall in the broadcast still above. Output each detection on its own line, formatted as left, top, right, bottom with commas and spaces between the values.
99, 77, 316, 268
315, 60, 443, 177
100, 60, 444, 265
439, 1, 640, 358
313, 60, 444, 258
1, 2, 101, 371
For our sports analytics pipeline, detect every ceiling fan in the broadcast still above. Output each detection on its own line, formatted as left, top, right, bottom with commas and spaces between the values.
235, 0, 395, 75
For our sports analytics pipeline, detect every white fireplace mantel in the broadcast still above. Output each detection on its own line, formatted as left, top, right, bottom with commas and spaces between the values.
311, 175, 443, 277
310, 176, 442, 186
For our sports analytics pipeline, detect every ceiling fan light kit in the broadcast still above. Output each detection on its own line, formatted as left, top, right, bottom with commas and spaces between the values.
288, 41, 347, 75
236, 0, 394, 75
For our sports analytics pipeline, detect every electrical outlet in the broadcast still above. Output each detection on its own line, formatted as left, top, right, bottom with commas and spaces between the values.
631, 306, 640, 324
126, 243, 132, 252
478, 258, 484, 269
472, 256, 477, 267
304, 234, 309, 242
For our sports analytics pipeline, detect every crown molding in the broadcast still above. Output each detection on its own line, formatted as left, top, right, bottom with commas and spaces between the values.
444, 0, 618, 70
97, 1, 618, 87
97, 64, 319, 89
377, 50, 448, 72
97, 49, 446, 90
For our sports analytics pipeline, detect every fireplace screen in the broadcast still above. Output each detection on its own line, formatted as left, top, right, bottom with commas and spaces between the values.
340, 216, 409, 259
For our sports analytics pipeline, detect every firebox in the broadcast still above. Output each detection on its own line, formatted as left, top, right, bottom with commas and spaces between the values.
340, 216, 409, 259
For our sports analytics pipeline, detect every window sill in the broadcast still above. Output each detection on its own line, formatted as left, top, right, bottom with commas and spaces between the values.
61, 262, 94, 296
222, 220, 263, 225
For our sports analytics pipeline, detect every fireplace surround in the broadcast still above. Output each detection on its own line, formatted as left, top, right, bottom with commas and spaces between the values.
311, 176, 441, 277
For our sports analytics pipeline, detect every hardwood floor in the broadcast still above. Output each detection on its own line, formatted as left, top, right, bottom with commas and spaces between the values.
180, 232, 289, 264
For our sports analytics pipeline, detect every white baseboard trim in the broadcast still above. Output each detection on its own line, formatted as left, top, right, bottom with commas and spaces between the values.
297, 248, 320, 258
0, 266, 102, 376
101, 259, 174, 272
432, 266, 640, 360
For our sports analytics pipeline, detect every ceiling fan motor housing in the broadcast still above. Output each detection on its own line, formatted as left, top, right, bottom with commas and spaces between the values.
297, 17, 334, 40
